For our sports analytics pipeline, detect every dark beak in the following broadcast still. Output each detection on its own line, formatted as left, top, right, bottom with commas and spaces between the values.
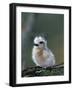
34, 44, 39, 46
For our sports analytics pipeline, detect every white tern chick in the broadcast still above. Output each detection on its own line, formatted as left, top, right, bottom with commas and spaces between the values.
32, 36, 55, 68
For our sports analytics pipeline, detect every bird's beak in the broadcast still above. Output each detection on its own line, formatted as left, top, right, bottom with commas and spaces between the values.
34, 43, 39, 46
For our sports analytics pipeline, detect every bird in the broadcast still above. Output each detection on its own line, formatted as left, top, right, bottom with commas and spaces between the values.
32, 36, 55, 68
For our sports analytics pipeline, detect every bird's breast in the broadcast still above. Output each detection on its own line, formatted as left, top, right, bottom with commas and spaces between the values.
33, 48, 47, 63
32, 47, 55, 67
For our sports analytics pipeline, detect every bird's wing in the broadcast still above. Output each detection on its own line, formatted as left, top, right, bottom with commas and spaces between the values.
43, 48, 55, 59
43, 48, 55, 65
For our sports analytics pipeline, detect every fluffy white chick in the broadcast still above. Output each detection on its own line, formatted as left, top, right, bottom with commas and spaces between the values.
32, 36, 55, 68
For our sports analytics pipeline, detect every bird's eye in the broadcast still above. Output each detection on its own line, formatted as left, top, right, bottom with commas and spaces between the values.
39, 41, 44, 44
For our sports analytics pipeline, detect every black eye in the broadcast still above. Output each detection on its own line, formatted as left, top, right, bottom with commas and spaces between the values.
39, 41, 44, 44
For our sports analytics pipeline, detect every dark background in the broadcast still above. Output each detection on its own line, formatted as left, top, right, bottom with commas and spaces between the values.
21, 13, 64, 75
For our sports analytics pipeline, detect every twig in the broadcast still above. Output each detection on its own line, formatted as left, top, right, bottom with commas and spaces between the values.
22, 63, 64, 77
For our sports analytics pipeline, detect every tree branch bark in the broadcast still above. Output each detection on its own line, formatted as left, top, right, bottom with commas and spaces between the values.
22, 63, 64, 77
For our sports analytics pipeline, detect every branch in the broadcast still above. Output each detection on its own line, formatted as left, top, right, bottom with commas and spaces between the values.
22, 63, 64, 77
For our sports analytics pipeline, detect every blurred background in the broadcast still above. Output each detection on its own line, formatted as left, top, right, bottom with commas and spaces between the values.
21, 13, 64, 76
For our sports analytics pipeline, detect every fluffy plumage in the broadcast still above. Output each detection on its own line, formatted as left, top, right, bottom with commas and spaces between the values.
32, 36, 55, 68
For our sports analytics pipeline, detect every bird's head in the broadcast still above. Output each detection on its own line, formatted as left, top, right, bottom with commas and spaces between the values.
33, 36, 47, 49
